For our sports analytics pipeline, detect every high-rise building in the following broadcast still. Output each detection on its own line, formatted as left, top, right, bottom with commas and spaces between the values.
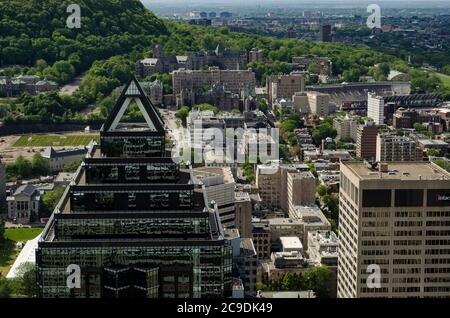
320, 25, 332, 42
256, 162, 314, 212
267, 73, 305, 106
338, 161, 450, 298
36, 79, 232, 298
333, 115, 358, 142
0, 160, 6, 215
192, 167, 236, 229
307, 91, 331, 117
356, 120, 378, 160
234, 191, 253, 238
376, 133, 423, 162
367, 93, 385, 125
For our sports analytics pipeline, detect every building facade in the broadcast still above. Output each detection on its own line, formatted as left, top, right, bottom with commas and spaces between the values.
43, 147, 88, 172
249, 48, 264, 63
267, 73, 305, 106
7, 184, 40, 224
307, 91, 331, 117
356, 120, 378, 161
173, 68, 256, 107
333, 115, 358, 141
368, 93, 385, 125
36, 79, 232, 298
376, 133, 423, 162
339, 161, 450, 298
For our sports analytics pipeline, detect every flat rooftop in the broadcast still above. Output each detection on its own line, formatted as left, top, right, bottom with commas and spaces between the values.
344, 162, 450, 181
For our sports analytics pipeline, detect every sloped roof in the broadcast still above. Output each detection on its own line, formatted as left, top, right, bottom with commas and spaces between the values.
14, 184, 38, 197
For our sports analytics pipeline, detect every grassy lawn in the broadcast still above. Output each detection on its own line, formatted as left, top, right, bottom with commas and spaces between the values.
435, 72, 450, 89
13, 134, 100, 147
0, 228, 43, 277
4, 228, 43, 242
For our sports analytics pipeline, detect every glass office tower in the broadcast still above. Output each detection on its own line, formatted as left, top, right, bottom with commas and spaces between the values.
36, 79, 232, 298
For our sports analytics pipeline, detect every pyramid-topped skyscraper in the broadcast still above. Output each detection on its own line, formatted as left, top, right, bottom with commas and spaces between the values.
36, 78, 232, 298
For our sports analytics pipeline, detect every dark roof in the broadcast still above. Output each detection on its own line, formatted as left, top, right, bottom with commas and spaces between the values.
14, 184, 38, 196
43, 147, 87, 159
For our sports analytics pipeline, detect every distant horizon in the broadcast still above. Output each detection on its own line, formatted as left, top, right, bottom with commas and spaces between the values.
142, 0, 450, 12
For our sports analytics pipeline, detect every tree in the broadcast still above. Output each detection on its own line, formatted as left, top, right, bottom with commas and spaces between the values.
304, 265, 333, 298
40, 187, 66, 217
15, 262, 36, 298
317, 184, 328, 197
175, 106, 190, 127
15, 156, 33, 179
63, 159, 83, 172
195, 103, 219, 114
312, 123, 337, 145
427, 149, 440, 157
281, 272, 305, 291
31, 153, 51, 176
258, 98, 268, 113
242, 161, 256, 184
0, 278, 12, 298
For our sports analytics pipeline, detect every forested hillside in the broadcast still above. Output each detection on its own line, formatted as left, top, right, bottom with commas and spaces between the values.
0, 0, 167, 83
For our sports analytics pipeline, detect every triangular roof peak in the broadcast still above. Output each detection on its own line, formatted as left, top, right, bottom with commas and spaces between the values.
102, 77, 165, 133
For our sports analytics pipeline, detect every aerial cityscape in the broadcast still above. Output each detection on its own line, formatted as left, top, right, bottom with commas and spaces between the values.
1, 0, 450, 304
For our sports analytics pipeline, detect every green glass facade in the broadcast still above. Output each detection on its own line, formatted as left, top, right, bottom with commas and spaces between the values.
36, 79, 232, 298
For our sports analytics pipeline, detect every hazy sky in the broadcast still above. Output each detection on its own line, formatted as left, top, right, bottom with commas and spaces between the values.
142, 0, 450, 9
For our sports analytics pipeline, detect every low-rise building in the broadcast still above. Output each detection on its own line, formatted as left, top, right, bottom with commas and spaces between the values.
43, 146, 88, 172
288, 205, 331, 250
7, 184, 40, 224
307, 230, 338, 267
303, 149, 352, 162
292, 55, 332, 76
249, 48, 264, 63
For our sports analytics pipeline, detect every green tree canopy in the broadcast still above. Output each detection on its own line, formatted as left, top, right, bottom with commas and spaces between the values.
304, 265, 333, 298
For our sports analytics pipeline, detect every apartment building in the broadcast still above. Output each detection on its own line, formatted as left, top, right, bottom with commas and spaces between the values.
333, 115, 358, 141
367, 93, 385, 125
267, 73, 305, 106
338, 161, 450, 298
356, 120, 378, 160
376, 133, 423, 162
256, 162, 314, 212
287, 171, 316, 217
307, 91, 331, 117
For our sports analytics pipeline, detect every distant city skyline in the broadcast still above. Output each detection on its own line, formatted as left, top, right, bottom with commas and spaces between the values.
143, 0, 450, 8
